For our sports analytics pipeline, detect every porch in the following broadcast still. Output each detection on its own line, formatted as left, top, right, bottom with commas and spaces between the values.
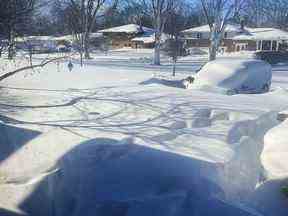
256, 40, 281, 51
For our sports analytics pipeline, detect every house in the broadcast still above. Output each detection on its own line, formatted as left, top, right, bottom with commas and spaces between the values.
15, 36, 70, 53
14, 32, 108, 53
181, 24, 288, 53
99, 24, 155, 49
56, 33, 104, 50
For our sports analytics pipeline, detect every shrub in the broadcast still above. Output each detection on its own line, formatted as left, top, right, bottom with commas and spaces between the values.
255, 51, 288, 65
281, 186, 288, 198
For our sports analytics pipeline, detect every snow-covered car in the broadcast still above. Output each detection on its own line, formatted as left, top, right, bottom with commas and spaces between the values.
193, 59, 272, 94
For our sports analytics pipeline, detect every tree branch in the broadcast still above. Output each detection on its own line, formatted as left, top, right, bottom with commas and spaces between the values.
0, 56, 68, 82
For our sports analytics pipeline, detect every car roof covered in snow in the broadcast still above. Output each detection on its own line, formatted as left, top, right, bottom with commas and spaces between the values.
193, 59, 272, 93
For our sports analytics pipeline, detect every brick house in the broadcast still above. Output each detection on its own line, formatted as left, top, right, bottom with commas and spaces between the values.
99, 24, 155, 49
181, 24, 288, 53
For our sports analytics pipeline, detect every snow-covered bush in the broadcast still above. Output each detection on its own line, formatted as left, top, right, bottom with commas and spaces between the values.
192, 59, 272, 94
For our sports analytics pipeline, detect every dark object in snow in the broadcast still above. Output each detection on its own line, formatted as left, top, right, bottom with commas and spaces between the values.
89, 112, 100, 115
68, 61, 74, 72
277, 113, 288, 122
255, 51, 288, 65
183, 76, 195, 89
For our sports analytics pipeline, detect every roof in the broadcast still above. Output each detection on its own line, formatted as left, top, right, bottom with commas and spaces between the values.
182, 24, 244, 33
131, 32, 168, 44
15, 33, 104, 43
182, 24, 288, 41
99, 24, 154, 34
233, 28, 288, 41
15, 35, 56, 42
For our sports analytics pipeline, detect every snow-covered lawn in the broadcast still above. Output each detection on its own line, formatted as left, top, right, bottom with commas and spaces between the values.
0, 49, 288, 215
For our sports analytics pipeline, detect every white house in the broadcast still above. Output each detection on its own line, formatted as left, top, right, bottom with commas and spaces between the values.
181, 24, 288, 53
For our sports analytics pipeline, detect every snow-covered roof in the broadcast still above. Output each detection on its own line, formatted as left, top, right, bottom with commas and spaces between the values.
182, 24, 288, 41
233, 28, 288, 41
99, 24, 154, 34
131, 32, 168, 44
182, 24, 244, 33
15, 36, 57, 42
15, 33, 104, 43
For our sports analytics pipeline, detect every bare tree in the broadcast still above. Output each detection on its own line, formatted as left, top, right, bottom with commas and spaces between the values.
66, 0, 118, 60
0, 0, 35, 59
0, 40, 6, 58
261, 0, 288, 29
143, 0, 179, 65
164, 5, 188, 76
0, 56, 68, 82
200, 0, 244, 61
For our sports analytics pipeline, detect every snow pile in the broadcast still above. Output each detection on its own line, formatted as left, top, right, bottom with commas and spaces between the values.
193, 59, 272, 94
216, 112, 280, 202
261, 112, 288, 178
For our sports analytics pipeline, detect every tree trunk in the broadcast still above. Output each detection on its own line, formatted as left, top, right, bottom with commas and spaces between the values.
84, 34, 91, 59
172, 58, 176, 76
209, 42, 217, 61
80, 49, 84, 67
8, 28, 15, 60
209, 30, 221, 61
153, 32, 161, 65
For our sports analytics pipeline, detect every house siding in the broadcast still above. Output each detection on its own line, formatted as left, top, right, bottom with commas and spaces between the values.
103, 32, 142, 49
184, 38, 257, 53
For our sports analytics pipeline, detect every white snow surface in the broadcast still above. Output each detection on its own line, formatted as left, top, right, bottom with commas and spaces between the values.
182, 24, 244, 33
262, 117, 288, 178
233, 28, 288, 41
193, 59, 272, 94
0, 50, 288, 215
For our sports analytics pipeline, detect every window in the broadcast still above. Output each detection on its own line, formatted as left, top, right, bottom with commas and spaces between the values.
224, 32, 228, 38
197, 33, 202, 39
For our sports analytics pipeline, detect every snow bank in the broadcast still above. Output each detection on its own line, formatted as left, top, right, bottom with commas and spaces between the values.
261, 116, 288, 178
213, 112, 280, 203
193, 59, 272, 94
3, 141, 261, 216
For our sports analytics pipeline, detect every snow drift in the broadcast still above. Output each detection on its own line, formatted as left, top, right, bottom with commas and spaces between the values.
193, 59, 272, 94
262, 113, 288, 178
